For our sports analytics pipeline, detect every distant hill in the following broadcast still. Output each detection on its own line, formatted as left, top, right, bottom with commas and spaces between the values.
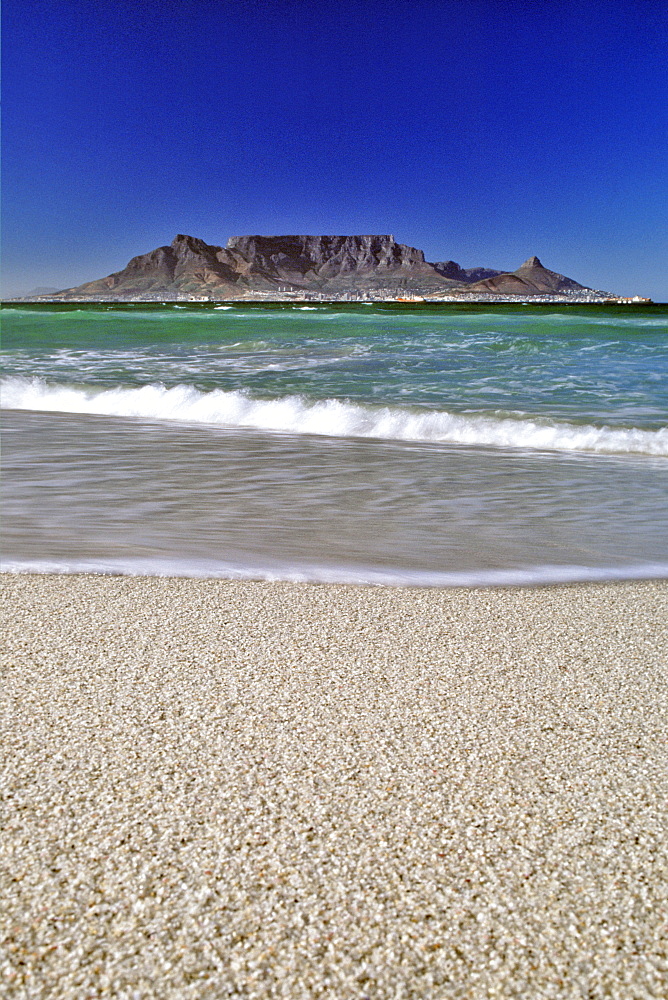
20, 286, 61, 297
432, 261, 504, 283
465, 256, 587, 295
28, 235, 610, 301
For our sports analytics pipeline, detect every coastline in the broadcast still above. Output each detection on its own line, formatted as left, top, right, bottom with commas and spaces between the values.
3, 294, 654, 304
3, 573, 667, 997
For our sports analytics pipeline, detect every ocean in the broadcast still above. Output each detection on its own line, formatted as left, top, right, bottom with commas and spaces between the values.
2, 301, 667, 586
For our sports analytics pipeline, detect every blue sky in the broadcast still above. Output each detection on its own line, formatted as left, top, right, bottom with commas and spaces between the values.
3, 0, 667, 298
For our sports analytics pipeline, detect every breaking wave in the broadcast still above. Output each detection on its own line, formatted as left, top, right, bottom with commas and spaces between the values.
2, 376, 667, 457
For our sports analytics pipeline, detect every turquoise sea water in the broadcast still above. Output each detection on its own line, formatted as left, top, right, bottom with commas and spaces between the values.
2, 302, 667, 584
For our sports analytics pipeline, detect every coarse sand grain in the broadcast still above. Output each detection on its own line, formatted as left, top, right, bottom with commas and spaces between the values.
1, 574, 667, 998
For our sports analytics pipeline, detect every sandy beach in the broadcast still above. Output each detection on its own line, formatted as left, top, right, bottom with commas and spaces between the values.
2, 573, 667, 998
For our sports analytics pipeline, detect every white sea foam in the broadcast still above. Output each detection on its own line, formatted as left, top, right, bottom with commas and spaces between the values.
2, 376, 667, 457
2, 555, 667, 587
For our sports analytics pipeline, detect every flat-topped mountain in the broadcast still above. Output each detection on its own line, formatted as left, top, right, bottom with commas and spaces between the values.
43, 234, 608, 301
226, 234, 426, 274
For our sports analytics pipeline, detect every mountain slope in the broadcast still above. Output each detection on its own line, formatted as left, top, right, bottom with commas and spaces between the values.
47, 237, 603, 300
432, 261, 504, 283
466, 256, 587, 295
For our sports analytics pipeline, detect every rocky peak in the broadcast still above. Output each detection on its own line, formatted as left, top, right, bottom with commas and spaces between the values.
467, 256, 586, 295
172, 233, 214, 250
170, 234, 224, 259
432, 260, 463, 279
433, 260, 503, 284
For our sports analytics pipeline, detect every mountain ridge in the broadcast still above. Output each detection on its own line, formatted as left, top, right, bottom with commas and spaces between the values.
24, 234, 615, 301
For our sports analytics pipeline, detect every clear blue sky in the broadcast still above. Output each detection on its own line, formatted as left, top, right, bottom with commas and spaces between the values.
3, 0, 667, 299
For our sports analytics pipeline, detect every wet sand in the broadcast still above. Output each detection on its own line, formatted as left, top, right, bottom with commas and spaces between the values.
2, 573, 667, 998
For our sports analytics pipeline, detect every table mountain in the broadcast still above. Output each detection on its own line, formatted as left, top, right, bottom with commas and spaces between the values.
45, 236, 603, 300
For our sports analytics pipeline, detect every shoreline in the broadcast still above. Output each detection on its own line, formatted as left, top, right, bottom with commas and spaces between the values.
0, 557, 668, 592
3, 573, 667, 996
3, 295, 655, 305
3, 561, 668, 588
